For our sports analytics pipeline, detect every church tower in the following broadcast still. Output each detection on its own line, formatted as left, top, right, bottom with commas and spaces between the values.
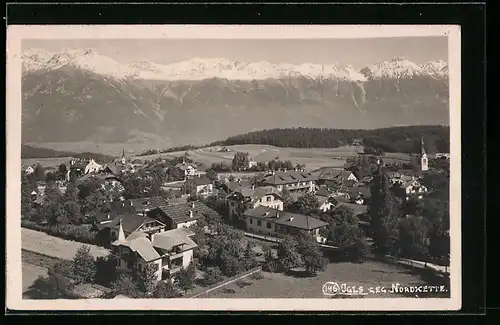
121, 148, 126, 165
419, 137, 429, 171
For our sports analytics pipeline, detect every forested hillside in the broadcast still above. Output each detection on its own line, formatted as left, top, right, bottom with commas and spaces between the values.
212, 126, 450, 154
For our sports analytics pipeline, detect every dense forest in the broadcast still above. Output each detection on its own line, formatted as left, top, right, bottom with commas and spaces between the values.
211, 126, 450, 154
22, 145, 115, 162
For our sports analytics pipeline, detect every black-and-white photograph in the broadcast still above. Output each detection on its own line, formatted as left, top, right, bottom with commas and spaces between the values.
7, 25, 461, 311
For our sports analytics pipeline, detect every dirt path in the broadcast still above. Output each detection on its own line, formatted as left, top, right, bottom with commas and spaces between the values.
21, 228, 110, 261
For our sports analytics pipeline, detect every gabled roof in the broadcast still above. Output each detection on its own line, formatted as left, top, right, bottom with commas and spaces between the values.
113, 236, 161, 262
347, 186, 371, 199
227, 185, 282, 202
243, 205, 328, 230
105, 213, 159, 234
128, 196, 168, 213
152, 228, 198, 252
315, 185, 332, 197
261, 171, 318, 185
151, 200, 219, 225
318, 169, 355, 181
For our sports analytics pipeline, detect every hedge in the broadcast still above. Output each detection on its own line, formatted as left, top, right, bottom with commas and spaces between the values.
21, 220, 98, 245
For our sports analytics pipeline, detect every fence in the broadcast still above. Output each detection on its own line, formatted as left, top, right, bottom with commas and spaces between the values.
378, 254, 450, 275
187, 266, 262, 298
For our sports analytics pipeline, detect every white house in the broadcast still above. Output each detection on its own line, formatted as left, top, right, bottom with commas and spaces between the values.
226, 186, 284, 219
112, 224, 197, 281
175, 161, 200, 178
183, 176, 214, 197
25, 165, 35, 175
147, 200, 220, 230
316, 195, 335, 212
85, 159, 103, 174
394, 178, 428, 201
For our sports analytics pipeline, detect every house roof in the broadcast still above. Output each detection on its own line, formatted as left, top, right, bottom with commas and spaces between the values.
243, 205, 328, 230
337, 203, 369, 216
315, 185, 332, 197
425, 189, 449, 201
152, 200, 218, 225
128, 196, 168, 212
342, 180, 357, 188
318, 169, 354, 181
152, 228, 198, 252
347, 186, 372, 199
227, 185, 282, 203
104, 163, 124, 175
331, 195, 350, 204
175, 163, 196, 171
261, 171, 318, 185
105, 213, 159, 234
116, 236, 161, 262
186, 176, 213, 186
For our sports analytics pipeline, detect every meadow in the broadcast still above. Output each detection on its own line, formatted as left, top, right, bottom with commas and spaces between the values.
22, 143, 411, 171
201, 260, 447, 299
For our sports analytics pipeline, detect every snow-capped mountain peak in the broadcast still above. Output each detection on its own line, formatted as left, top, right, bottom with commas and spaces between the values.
22, 48, 447, 81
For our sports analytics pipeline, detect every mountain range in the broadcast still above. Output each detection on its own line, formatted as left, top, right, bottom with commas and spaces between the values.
21, 47, 450, 147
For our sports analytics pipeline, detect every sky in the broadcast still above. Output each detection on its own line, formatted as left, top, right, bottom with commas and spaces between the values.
23, 36, 448, 70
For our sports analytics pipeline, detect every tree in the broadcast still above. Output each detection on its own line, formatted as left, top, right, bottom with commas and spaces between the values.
280, 187, 294, 211
72, 245, 97, 284
94, 255, 117, 287
135, 263, 158, 295
206, 169, 218, 182
21, 173, 35, 220
297, 232, 327, 276
112, 274, 141, 298
243, 242, 258, 270
175, 263, 196, 294
58, 163, 68, 178
369, 167, 400, 254
277, 235, 303, 272
42, 181, 67, 227
396, 215, 432, 259
232, 152, 250, 171
292, 193, 320, 215
203, 267, 224, 286
27, 273, 71, 299
33, 163, 46, 181
152, 280, 181, 298
63, 180, 81, 224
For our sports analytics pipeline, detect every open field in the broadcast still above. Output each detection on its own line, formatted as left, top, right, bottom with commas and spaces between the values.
22, 143, 411, 170
202, 260, 447, 298
138, 145, 383, 171
25, 141, 166, 157
21, 156, 76, 168
21, 228, 110, 261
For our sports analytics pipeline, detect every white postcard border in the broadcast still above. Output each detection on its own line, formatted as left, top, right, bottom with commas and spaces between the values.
6, 24, 462, 311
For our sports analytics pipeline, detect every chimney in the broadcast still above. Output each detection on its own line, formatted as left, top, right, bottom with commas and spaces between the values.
288, 217, 294, 222
189, 210, 194, 218
251, 184, 255, 190
107, 214, 110, 219
276, 211, 280, 218
191, 202, 195, 209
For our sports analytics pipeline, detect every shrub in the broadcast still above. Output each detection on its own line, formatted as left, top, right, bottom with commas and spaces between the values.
21, 221, 98, 245
72, 245, 97, 284
262, 259, 279, 273
203, 267, 224, 286
249, 271, 265, 280
235, 280, 252, 288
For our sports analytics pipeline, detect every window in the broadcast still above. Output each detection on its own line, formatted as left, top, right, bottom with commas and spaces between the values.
267, 222, 272, 229
266, 196, 272, 202
257, 220, 262, 226
250, 218, 253, 224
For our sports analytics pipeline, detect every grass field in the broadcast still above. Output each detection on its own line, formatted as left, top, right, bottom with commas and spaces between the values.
202, 260, 446, 298
138, 145, 376, 171
22, 143, 411, 170
21, 228, 110, 261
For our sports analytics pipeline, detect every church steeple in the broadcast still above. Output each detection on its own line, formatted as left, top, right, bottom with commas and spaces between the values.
419, 136, 429, 171
121, 148, 126, 164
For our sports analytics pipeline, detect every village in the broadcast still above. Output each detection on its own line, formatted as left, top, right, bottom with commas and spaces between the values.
21, 139, 451, 299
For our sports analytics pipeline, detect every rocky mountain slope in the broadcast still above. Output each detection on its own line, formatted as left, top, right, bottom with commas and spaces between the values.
21, 48, 449, 146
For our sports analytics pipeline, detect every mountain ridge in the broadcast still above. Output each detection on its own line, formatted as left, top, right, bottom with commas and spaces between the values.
21, 48, 450, 146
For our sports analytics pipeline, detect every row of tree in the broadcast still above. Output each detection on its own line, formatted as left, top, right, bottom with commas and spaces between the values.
211, 126, 450, 154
